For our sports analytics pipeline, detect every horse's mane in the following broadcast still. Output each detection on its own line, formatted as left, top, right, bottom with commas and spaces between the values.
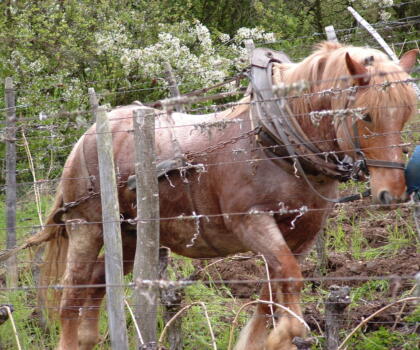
273, 42, 416, 129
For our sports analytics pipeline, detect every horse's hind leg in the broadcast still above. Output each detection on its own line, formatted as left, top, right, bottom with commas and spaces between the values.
58, 220, 102, 350
232, 214, 305, 350
77, 233, 136, 350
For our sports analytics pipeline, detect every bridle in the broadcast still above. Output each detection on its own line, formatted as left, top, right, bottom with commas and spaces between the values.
338, 113, 406, 174
249, 48, 406, 203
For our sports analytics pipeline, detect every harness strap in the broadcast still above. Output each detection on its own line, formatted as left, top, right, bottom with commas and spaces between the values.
350, 118, 405, 171
365, 159, 405, 169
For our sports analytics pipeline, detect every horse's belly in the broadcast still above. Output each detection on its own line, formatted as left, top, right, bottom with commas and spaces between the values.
160, 216, 248, 258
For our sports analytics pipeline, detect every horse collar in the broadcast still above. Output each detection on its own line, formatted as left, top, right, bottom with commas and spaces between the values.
249, 48, 354, 183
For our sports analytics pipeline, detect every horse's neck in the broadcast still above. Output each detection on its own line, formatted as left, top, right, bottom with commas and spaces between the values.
278, 66, 341, 155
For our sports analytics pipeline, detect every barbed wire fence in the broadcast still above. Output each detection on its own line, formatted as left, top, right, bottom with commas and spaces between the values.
1, 13, 420, 350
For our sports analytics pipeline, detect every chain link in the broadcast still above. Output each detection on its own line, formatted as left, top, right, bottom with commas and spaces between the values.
55, 180, 128, 222
185, 127, 260, 161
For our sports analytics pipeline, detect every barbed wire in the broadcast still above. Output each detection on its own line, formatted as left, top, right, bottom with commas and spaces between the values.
10, 98, 419, 141
261, 16, 420, 45
0, 300, 415, 315
4, 126, 420, 180
0, 273, 417, 293
1, 139, 419, 191
384, 0, 420, 8
0, 198, 418, 234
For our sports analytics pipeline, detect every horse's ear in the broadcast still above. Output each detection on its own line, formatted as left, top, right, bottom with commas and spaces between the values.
399, 49, 419, 73
345, 52, 370, 86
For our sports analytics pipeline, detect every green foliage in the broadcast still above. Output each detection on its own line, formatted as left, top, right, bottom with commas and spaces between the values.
325, 207, 354, 253
325, 205, 419, 261
181, 282, 239, 349
404, 305, 420, 323
0, 192, 54, 249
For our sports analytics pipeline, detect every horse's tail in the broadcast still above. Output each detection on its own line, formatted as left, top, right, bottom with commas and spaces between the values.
0, 183, 69, 315
36, 183, 69, 316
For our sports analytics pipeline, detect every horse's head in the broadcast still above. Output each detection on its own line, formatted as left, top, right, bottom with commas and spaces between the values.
335, 47, 418, 205
276, 42, 418, 205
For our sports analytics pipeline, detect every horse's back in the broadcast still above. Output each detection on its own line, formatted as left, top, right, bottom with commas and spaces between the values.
60, 100, 249, 204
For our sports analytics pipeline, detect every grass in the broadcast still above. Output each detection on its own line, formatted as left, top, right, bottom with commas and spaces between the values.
0, 269, 59, 349
348, 326, 420, 350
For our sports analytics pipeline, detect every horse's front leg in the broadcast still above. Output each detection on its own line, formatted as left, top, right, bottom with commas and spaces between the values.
232, 214, 305, 350
58, 220, 102, 350
233, 283, 271, 350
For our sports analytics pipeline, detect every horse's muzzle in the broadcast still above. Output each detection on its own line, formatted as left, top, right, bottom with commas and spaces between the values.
377, 190, 407, 207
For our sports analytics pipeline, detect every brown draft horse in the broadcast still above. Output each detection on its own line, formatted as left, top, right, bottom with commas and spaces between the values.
21, 42, 417, 350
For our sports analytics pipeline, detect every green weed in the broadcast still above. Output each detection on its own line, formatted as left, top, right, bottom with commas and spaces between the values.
351, 280, 389, 305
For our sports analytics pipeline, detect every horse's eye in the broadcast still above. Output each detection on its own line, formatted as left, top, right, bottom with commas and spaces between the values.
363, 114, 372, 122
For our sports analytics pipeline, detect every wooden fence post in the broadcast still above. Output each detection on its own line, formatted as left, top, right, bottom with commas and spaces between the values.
4, 77, 18, 288
315, 229, 327, 276
324, 25, 338, 42
132, 108, 160, 348
164, 62, 184, 113
88, 87, 99, 117
415, 272, 420, 300
245, 39, 255, 60
95, 103, 129, 350
245, 40, 255, 96
325, 285, 350, 350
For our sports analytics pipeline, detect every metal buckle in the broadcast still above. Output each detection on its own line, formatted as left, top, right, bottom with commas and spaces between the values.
351, 159, 369, 180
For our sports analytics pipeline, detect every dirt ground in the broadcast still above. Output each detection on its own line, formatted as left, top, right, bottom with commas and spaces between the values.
194, 200, 420, 334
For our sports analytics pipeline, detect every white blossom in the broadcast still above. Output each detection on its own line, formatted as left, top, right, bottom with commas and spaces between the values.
95, 22, 129, 55
380, 10, 392, 21
39, 111, 48, 121
219, 33, 230, 43
234, 27, 275, 44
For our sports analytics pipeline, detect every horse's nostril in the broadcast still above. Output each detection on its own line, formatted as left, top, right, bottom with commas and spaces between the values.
379, 190, 393, 205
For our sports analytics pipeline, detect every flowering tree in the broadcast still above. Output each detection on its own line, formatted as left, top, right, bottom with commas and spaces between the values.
120, 21, 275, 93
